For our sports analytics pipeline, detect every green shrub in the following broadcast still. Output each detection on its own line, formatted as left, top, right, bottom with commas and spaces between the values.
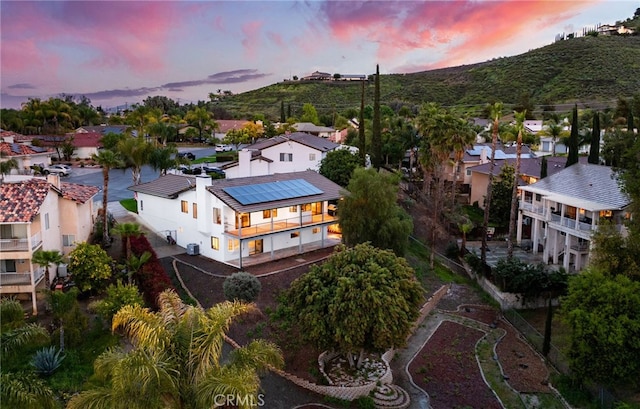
356, 395, 376, 409
223, 272, 262, 302
31, 346, 65, 376
0, 297, 25, 330
445, 241, 459, 259
90, 281, 144, 323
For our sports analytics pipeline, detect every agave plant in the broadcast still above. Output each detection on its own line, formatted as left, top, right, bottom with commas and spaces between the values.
31, 346, 65, 376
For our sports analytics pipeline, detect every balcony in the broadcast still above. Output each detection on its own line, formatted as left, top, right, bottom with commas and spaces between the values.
520, 201, 546, 215
225, 214, 338, 239
0, 268, 44, 287
0, 232, 42, 252
549, 214, 594, 232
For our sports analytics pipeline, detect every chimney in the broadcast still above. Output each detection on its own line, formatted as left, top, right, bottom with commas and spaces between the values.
238, 149, 253, 178
47, 174, 61, 189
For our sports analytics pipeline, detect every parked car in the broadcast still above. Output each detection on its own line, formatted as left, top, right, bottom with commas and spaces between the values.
202, 166, 226, 177
177, 152, 196, 160
43, 164, 72, 176
215, 144, 232, 152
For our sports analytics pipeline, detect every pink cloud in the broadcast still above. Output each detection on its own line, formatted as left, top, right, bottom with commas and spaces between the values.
241, 21, 263, 59
267, 31, 285, 48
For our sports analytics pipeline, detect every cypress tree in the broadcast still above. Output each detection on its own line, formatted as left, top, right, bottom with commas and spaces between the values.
371, 64, 382, 170
358, 80, 366, 166
565, 104, 579, 168
540, 156, 548, 178
280, 101, 286, 123
287, 103, 291, 119
628, 111, 635, 134
588, 112, 601, 164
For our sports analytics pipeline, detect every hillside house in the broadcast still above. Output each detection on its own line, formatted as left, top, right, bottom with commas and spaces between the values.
129, 171, 342, 268
0, 175, 99, 313
516, 163, 630, 272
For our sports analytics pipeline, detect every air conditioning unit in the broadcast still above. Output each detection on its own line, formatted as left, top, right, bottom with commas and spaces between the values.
186, 243, 200, 256
57, 263, 68, 277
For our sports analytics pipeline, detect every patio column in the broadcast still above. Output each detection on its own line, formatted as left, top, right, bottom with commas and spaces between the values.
552, 230, 559, 265
532, 219, 539, 254
563, 233, 570, 271
516, 212, 523, 244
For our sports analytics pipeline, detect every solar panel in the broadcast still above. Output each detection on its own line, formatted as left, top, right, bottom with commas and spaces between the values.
223, 179, 323, 205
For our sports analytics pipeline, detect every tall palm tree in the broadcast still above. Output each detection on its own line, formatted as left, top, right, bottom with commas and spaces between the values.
507, 111, 526, 258
0, 157, 19, 182
67, 290, 284, 409
148, 145, 178, 175
185, 106, 217, 142
111, 222, 144, 260
31, 249, 63, 289
481, 102, 503, 266
117, 136, 153, 186
448, 114, 476, 203
92, 149, 125, 246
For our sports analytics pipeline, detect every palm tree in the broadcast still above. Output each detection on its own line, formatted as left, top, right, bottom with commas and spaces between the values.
111, 222, 144, 260
185, 106, 217, 142
481, 102, 503, 266
117, 136, 153, 186
92, 149, 125, 246
123, 251, 151, 284
0, 372, 58, 409
1, 298, 49, 356
148, 145, 178, 175
539, 116, 569, 157
0, 157, 19, 182
31, 249, 64, 289
448, 114, 476, 203
507, 111, 526, 258
67, 290, 284, 409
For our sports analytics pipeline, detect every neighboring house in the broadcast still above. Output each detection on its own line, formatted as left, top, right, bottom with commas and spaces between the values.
516, 163, 630, 272
0, 130, 31, 144
537, 137, 568, 156
468, 156, 586, 208
221, 132, 339, 178
129, 170, 342, 268
0, 175, 99, 313
0, 142, 54, 174
301, 71, 332, 81
597, 24, 636, 36
338, 74, 366, 81
293, 122, 338, 139
75, 124, 129, 135
67, 132, 103, 159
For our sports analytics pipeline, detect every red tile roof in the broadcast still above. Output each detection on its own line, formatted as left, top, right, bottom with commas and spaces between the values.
0, 179, 51, 222
69, 132, 102, 148
60, 182, 99, 203
0, 142, 53, 156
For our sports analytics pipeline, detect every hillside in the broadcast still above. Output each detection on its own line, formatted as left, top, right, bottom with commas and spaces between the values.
216, 35, 640, 120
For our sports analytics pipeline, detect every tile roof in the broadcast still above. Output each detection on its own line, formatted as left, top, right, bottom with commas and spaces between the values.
216, 120, 251, 133
0, 142, 52, 156
0, 179, 51, 223
293, 122, 336, 133
60, 182, 100, 203
468, 156, 588, 179
68, 132, 103, 148
128, 174, 196, 198
207, 170, 343, 213
249, 132, 338, 152
520, 163, 630, 211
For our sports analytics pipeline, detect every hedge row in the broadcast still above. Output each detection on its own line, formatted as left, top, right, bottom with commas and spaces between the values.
129, 235, 174, 309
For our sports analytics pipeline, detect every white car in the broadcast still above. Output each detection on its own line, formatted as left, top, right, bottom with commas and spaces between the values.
215, 144, 232, 152
43, 164, 72, 176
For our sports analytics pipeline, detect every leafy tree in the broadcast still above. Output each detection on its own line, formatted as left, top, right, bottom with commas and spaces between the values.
67, 290, 283, 409
100, 132, 127, 151
31, 249, 63, 289
340, 167, 413, 256
566, 104, 580, 167
148, 145, 178, 175
562, 269, 640, 386
0, 157, 19, 182
588, 111, 601, 164
184, 106, 217, 141
489, 164, 515, 228
47, 287, 87, 350
300, 103, 319, 125
319, 148, 361, 187
590, 221, 640, 279
67, 242, 113, 293
92, 149, 124, 245
539, 116, 569, 157
371, 65, 382, 169
223, 128, 252, 150
285, 243, 423, 368
90, 281, 144, 323
493, 257, 567, 299
117, 136, 153, 186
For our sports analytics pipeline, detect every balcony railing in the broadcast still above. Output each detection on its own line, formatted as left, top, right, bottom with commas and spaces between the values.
520, 201, 546, 215
0, 232, 42, 252
0, 268, 44, 287
225, 214, 338, 239
549, 214, 594, 232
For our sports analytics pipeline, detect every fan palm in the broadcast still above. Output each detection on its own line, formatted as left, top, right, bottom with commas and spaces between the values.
481, 102, 503, 266
507, 111, 527, 258
92, 149, 125, 246
67, 290, 283, 409
111, 222, 144, 260
0, 157, 19, 182
31, 249, 64, 289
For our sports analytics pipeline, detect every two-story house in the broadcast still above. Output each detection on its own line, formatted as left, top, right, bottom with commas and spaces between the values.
0, 142, 54, 174
516, 163, 630, 272
129, 170, 343, 268
221, 132, 339, 178
0, 175, 99, 313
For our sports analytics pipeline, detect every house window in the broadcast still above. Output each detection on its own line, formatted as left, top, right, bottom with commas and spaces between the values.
236, 213, 250, 228
227, 238, 239, 251
181, 201, 188, 213
301, 203, 311, 212
62, 235, 75, 247
279, 153, 293, 162
44, 213, 50, 230
213, 208, 222, 224
309, 153, 316, 161
535, 194, 541, 202
1, 259, 17, 273
289, 205, 298, 213
290, 232, 300, 238
211, 236, 220, 250
193, 203, 198, 219
312, 227, 320, 234
466, 169, 471, 176
263, 209, 278, 218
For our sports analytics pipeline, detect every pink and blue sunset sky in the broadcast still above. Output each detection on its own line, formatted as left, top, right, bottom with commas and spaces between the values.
1, 0, 638, 110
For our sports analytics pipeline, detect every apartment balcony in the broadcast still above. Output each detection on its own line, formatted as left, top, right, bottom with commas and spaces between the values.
0, 267, 44, 287
549, 214, 594, 232
0, 232, 42, 252
225, 214, 338, 239
570, 242, 590, 252
520, 201, 546, 215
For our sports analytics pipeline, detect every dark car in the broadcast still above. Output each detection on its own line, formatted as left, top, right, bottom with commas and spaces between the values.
177, 152, 196, 160
202, 166, 226, 177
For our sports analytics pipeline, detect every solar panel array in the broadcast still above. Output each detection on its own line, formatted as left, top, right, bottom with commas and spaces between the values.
223, 179, 323, 205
